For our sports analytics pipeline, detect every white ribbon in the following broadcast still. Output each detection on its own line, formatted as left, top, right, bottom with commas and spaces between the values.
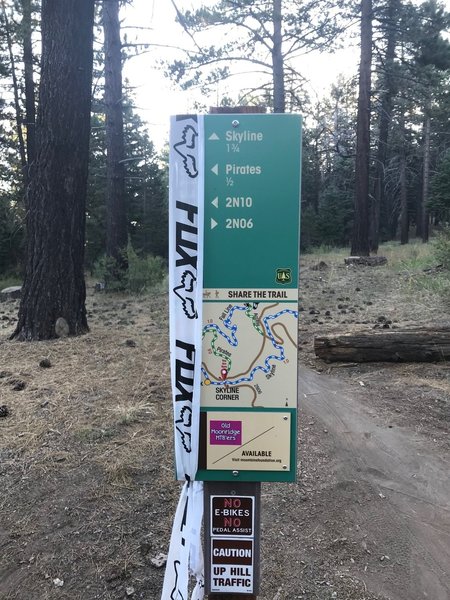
162, 115, 205, 600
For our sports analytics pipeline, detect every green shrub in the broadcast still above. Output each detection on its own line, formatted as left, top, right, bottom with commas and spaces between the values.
93, 254, 128, 291
93, 242, 167, 294
433, 228, 450, 270
126, 244, 166, 294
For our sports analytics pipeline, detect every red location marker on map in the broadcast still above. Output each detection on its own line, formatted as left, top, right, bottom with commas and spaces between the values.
220, 368, 228, 380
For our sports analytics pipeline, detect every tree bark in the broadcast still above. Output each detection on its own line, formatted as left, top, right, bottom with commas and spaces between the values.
314, 328, 450, 362
421, 111, 431, 243
104, 0, 127, 271
351, 0, 372, 257
272, 0, 285, 113
399, 150, 409, 244
369, 0, 399, 252
12, 0, 95, 341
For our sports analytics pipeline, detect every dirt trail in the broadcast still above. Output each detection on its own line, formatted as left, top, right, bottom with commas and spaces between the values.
299, 365, 450, 600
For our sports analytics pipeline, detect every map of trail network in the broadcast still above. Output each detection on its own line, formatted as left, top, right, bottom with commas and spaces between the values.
201, 291, 298, 410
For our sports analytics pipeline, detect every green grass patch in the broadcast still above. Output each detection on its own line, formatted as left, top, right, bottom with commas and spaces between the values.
304, 239, 440, 272
75, 426, 118, 443
405, 271, 450, 296
303, 244, 348, 258
378, 240, 436, 271
300, 239, 450, 304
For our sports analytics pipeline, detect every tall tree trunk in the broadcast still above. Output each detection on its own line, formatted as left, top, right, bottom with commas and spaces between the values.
21, 0, 36, 175
272, 0, 285, 113
104, 0, 127, 273
313, 137, 320, 214
399, 94, 408, 244
369, 0, 399, 252
399, 149, 408, 244
12, 0, 95, 341
351, 0, 372, 256
415, 178, 423, 238
421, 111, 431, 243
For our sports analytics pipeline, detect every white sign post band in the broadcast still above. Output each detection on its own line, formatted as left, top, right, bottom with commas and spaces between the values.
162, 115, 205, 600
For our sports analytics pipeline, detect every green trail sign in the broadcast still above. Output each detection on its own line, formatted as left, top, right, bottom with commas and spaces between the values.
197, 114, 302, 483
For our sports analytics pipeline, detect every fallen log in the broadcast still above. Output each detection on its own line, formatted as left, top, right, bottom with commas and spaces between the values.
314, 327, 450, 363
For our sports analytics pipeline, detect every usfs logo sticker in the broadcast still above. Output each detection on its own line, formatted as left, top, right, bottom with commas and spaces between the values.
276, 268, 292, 284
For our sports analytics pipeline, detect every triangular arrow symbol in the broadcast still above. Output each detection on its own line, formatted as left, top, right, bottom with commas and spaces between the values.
211, 164, 219, 175
211, 218, 218, 230
209, 132, 220, 140
211, 197, 219, 208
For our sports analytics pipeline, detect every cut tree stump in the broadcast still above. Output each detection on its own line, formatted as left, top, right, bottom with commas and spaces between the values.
345, 256, 387, 267
314, 327, 450, 363
0, 286, 22, 301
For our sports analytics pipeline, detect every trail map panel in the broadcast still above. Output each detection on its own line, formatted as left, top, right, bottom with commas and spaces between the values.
198, 114, 301, 483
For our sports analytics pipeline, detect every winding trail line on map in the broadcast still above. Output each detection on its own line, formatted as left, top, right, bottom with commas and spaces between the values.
201, 302, 298, 386
201, 302, 278, 383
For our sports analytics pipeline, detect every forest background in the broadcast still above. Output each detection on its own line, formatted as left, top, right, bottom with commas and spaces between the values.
1, 0, 450, 337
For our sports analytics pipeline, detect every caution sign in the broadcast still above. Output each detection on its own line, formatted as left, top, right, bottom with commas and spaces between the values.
211, 495, 254, 537
211, 538, 254, 594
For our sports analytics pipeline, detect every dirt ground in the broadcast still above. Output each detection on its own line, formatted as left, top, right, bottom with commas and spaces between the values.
0, 246, 449, 600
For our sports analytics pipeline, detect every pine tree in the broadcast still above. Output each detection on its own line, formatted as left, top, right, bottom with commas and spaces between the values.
103, 0, 127, 279
351, 0, 372, 256
168, 0, 347, 112
12, 0, 95, 340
